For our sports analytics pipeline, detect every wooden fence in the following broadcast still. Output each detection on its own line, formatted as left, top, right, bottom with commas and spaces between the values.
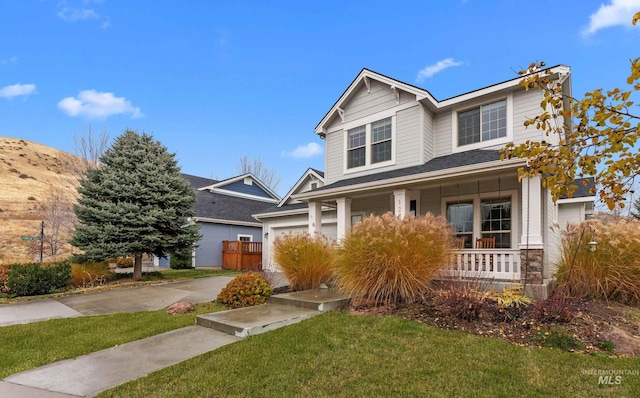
222, 241, 262, 271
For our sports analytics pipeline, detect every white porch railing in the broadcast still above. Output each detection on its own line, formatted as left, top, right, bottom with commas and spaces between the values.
440, 249, 521, 281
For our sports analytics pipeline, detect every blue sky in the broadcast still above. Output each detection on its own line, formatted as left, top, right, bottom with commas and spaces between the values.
1, 0, 639, 196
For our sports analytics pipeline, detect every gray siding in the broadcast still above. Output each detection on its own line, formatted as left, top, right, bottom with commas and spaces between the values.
342, 80, 413, 124
352, 194, 392, 215
395, 105, 421, 168
423, 106, 434, 162
433, 111, 453, 157
325, 129, 343, 185
420, 186, 442, 215
512, 89, 544, 145
195, 222, 262, 267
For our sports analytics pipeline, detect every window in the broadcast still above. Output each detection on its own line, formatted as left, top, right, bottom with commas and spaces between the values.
447, 202, 474, 248
346, 117, 394, 170
444, 192, 515, 249
371, 118, 392, 164
237, 234, 253, 242
457, 99, 506, 146
347, 126, 366, 168
480, 198, 511, 248
351, 214, 363, 225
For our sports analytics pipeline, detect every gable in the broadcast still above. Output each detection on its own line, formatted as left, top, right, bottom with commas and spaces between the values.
199, 173, 280, 203
277, 168, 325, 207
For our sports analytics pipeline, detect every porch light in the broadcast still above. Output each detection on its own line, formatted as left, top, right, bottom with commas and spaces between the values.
587, 239, 598, 252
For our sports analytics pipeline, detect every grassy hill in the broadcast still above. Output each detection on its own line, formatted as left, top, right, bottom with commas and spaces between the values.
0, 137, 80, 264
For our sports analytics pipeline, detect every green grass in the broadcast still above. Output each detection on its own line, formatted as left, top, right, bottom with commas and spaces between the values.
0, 302, 225, 379
100, 312, 640, 398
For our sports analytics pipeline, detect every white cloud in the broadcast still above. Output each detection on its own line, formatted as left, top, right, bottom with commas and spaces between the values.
0, 56, 18, 65
284, 142, 323, 159
57, 6, 99, 22
0, 83, 36, 98
58, 90, 143, 119
416, 58, 463, 83
582, 0, 640, 36
100, 16, 111, 29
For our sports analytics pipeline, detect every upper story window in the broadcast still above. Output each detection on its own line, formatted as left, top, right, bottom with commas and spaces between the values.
346, 117, 394, 170
458, 99, 507, 146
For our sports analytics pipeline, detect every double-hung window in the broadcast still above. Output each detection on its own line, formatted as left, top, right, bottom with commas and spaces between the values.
480, 198, 511, 248
346, 117, 393, 170
457, 99, 507, 146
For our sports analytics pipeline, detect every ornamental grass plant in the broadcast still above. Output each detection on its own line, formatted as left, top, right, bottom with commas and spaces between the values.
555, 219, 640, 304
334, 212, 454, 305
273, 233, 336, 291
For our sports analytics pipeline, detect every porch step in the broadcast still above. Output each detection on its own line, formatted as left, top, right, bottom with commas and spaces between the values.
196, 289, 351, 338
268, 289, 351, 312
196, 304, 320, 338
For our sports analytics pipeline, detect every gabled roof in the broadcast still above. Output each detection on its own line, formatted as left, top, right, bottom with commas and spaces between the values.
315, 65, 570, 136
193, 189, 273, 226
293, 150, 525, 201
277, 167, 325, 208
198, 172, 280, 203
181, 173, 218, 189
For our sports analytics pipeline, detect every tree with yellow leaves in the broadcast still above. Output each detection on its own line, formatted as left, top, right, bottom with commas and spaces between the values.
502, 11, 640, 210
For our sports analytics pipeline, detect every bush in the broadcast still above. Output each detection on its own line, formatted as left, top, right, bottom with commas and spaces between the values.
71, 262, 115, 288
438, 286, 490, 321
532, 292, 579, 323
555, 219, 640, 304
116, 257, 134, 268
216, 272, 273, 309
170, 248, 193, 269
0, 265, 9, 294
6, 261, 72, 297
334, 212, 454, 305
273, 233, 335, 291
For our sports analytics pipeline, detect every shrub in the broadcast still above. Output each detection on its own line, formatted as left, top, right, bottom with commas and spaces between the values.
216, 272, 273, 309
71, 262, 115, 288
6, 261, 71, 297
555, 219, 640, 304
273, 233, 335, 291
170, 248, 193, 269
438, 286, 490, 321
116, 257, 134, 268
334, 212, 454, 305
0, 265, 9, 294
532, 292, 579, 323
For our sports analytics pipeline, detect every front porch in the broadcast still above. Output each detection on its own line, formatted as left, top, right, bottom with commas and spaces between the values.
443, 248, 521, 281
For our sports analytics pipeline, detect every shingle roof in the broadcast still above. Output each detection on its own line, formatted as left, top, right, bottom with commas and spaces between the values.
254, 202, 309, 216
562, 177, 596, 199
181, 173, 218, 189
193, 190, 274, 223
313, 149, 503, 192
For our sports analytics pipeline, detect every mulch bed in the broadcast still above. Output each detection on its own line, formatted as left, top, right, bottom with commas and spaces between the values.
349, 290, 640, 356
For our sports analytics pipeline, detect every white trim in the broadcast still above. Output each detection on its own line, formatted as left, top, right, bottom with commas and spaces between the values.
557, 196, 596, 204
343, 115, 397, 175
207, 188, 280, 203
294, 158, 525, 201
192, 217, 262, 228
441, 189, 519, 249
198, 173, 280, 201
277, 168, 325, 208
451, 94, 513, 153
254, 205, 334, 220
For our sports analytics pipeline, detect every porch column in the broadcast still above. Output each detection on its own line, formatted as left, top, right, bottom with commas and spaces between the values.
520, 175, 544, 248
308, 200, 322, 235
336, 197, 352, 241
393, 189, 411, 218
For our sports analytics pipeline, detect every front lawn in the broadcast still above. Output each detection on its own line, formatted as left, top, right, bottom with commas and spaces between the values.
100, 312, 640, 398
0, 302, 224, 379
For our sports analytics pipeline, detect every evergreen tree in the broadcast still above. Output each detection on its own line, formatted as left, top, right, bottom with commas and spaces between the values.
71, 130, 200, 280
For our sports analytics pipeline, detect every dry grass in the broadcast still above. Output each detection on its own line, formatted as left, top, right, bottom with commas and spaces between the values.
0, 137, 79, 264
335, 212, 454, 305
556, 219, 640, 304
273, 233, 335, 291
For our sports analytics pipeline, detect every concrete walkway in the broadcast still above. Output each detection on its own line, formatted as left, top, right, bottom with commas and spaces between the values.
0, 276, 235, 326
0, 276, 349, 398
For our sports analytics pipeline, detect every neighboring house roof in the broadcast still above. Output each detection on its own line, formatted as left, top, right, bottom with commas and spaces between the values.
192, 189, 273, 226
198, 172, 280, 203
558, 177, 596, 203
315, 65, 570, 135
253, 202, 311, 219
182, 173, 218, 189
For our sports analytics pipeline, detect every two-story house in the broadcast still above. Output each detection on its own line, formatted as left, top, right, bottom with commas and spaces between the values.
255, 67, 595, 298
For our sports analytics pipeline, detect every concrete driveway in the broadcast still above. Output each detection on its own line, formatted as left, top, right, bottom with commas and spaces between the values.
0, 276, 235, 327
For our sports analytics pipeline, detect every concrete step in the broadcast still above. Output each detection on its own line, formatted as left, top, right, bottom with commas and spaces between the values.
196, 304, 321, 338
269, 289, 351, 312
